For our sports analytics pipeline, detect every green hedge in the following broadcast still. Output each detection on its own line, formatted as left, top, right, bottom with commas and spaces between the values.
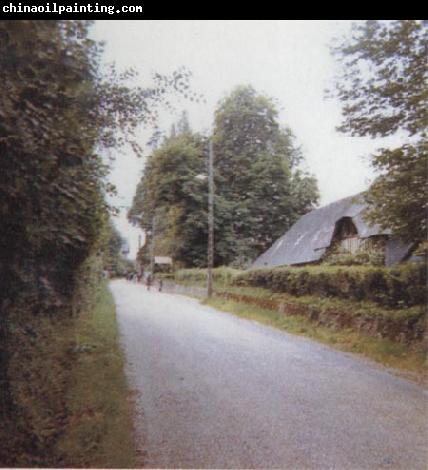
233, 263, 427, 308
175, 267, 242, 286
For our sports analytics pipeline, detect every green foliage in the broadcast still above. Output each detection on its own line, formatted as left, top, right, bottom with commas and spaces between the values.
205, 296, 427, 375
325, 251, 385, 267
325, 252, 369, 266
58, 282, 136, 468
213, 85, 319, 266
176, 110, 191, 135
1, 21, 106, 317
331, 20, 428, 243
130, 86, 319, 269
369, 251, 386, 267
332, 20, 427, 138
0, 20, 195, 312
129, 132, 209, 267
175, 266, 242, 286
233, 263, 427, 308
364, 143, 428, 243
0, 20, 195, 464
100, 221, 132, 277
0, 310, 75, 467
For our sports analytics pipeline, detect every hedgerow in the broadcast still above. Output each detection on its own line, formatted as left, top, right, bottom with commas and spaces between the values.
0, 21, 193, 466
175, 267, 242, 286
233, 263, 427, 308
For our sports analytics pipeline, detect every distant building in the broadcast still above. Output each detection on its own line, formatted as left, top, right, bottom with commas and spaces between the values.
251, 194, 415, 269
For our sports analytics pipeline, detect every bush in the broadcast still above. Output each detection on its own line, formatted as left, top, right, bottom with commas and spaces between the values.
324, 251, 386, 266
175, 267, 242, 286
233, 263, 427, 308
369, 251, 385, 266
325, 252, 370, 266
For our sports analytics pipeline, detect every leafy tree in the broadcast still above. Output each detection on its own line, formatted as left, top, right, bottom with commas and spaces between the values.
364, 142, 427, 243
130, 88, 319, 269
176, 110, 191, 134
0, 20, 195, 307
331, 20, 427, 243
0, 20, 195, 465
129, 132, 208, 267
100, 221, 132, 277
213, 85, 319, 266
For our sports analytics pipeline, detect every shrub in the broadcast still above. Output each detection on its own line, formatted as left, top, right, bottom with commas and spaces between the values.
325, 252, 370, 266
233, 263, 427, 308
175, 267, 242, 286
369, 251, 385, 266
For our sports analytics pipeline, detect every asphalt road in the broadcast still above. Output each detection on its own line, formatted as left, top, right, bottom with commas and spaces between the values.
110, 280, 428, 469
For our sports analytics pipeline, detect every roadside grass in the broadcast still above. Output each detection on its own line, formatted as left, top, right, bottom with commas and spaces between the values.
57, 281, 136, 468
0, 311, 76, 467
204, 297, 427, 378
170, 273, 426, 379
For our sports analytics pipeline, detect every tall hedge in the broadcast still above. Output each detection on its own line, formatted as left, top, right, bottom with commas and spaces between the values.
0, 21, 192, 466
233, 263, 427, 308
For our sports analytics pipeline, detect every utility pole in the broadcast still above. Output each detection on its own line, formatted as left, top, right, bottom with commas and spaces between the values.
207, 140, 214, 298
150, 216, 156, 276
137, 234, 142, 275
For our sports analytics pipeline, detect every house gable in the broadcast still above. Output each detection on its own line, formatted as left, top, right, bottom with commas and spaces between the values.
250, 193, 408, 269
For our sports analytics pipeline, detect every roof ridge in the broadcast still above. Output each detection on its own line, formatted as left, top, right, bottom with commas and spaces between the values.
309, 192, 365, 214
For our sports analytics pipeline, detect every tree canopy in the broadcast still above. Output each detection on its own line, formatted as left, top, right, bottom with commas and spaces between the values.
130, 86, 319, 268
0, 20, 195, 308
212, 85, 318, 266
331, 20, 427, 244
0, 20, 195, 465
129, 130, 209, 268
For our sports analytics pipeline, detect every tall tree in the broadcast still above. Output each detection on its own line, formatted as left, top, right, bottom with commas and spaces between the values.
0, 20, 195, 304
100, 221, 132, 277
129, 132, 208, 267
331, 20, 427, 243
130, 87, 318, 269
213, 85, 319, 266
176, 110, 191, 134
0, 20, 196, 465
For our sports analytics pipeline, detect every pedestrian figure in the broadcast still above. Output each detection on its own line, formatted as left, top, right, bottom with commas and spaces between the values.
158, 278, 163, 292
146, 274, 152, 291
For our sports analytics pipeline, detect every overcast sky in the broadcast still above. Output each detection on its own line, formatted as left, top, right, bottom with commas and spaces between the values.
92, 20, 397, 258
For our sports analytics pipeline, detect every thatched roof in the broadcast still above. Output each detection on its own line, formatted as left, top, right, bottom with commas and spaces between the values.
251, 194, 410, 268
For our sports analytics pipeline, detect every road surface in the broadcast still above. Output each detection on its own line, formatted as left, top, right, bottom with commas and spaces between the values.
110, 280, 427, 469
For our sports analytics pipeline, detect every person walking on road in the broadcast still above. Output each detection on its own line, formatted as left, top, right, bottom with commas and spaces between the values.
146, 274, 152, 291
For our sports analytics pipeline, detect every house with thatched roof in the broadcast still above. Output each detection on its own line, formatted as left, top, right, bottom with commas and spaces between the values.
251, 194, 414, 269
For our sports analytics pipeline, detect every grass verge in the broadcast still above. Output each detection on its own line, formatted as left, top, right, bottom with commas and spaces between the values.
204, 296, 427, 380
57, 281, 136, 468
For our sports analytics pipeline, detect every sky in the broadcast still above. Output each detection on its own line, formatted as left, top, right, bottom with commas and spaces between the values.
91, 20, 397, 259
